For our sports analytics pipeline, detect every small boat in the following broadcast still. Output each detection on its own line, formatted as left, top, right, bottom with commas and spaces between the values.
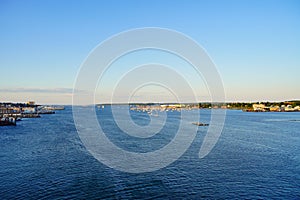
192, 122, 209, 126
0, 117, 16, 126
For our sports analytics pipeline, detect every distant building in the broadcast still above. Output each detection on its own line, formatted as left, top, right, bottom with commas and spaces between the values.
168, 104, 182, 108
0, 107, 14, 115
294, 106, 300, 111
285, 105, 295, 112
27, 101, 35, 106
22, 107, 36, 114
252, 104, 265, 111
270, 106, 280, 112
11, 107, 21, 112
280, 105, 286, 112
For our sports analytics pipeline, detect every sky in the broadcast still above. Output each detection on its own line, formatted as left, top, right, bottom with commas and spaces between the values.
0, 0, 299, 104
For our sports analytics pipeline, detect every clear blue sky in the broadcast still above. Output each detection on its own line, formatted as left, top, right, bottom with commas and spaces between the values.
0, 0, 299, 104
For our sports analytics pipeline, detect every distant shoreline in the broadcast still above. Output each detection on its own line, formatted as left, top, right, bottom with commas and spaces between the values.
1, 100, 300, 112
95, 100, 300, 112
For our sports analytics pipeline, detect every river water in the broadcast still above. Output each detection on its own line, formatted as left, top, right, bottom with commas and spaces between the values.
0, 106, 299, 199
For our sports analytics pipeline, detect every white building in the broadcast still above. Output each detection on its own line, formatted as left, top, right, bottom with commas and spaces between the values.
252, 104, 265, 111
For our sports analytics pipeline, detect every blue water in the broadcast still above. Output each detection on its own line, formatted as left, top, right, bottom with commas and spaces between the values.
0, 106, 299, 199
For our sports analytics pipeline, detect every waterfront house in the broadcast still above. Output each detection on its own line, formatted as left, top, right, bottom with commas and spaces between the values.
252, 104, 266, 111
270, 106, 280, 112
285, 105, 295, 112
294, 106, 300, 111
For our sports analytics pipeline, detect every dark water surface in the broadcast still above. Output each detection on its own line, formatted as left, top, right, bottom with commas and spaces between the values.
0, 106, 299, 199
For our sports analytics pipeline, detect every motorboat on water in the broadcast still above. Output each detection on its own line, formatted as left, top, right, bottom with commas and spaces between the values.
192, 122, 209, 126
0, 117, 16, 126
